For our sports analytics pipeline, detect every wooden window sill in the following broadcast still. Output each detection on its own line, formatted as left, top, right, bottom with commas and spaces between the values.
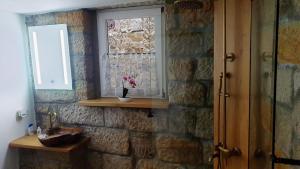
79, 97, 169, 109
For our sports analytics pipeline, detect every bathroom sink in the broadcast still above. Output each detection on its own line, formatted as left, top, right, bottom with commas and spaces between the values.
38, 127, 83, 147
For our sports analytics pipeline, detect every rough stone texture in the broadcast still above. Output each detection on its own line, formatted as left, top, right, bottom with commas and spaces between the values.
19, 149, 83, 169
72, 56, 95, 81
56, 11, 92, 27
69, 32, 94, 56
136, 159, 180, 169
167, 30, 212, 58
156, 134, 202, 164
165, 2, 213, 58
85, 127, 130, 155
202, 141, 214, 165
131, 132, 155, 159
25, 13, 56, 26
279, 22, 300, 64
294, 69, 300, 96
276, 66, 294, 106
59, 103, 104, 126
280, 0, 300, 20
168, 58, 197, 81
168, 106, 196, 135
34, 90, 76, 103
275, 106, 293, 158
23, 2, 214, 169
104, 108, 168, 132
75, 80, 97, 100
195, 108, 213, 139
102, 154, 132, 169
168, 81, 207, 106
165, 1, 213, 31
88, 151, 103, 169
195, 57, 214, 80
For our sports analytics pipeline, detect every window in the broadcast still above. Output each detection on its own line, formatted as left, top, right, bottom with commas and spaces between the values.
28, 24, 72, 90
98, 8, 165, 98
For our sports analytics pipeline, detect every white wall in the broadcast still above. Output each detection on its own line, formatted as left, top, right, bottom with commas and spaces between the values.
0, 11, 35, 169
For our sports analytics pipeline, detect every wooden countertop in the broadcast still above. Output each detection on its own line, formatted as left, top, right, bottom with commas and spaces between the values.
9, 135, 90, 153
79, 97, 169, 109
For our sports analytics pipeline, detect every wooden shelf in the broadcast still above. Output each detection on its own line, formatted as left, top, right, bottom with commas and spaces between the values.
79, 97, 169, 109
9, 135, 90, 153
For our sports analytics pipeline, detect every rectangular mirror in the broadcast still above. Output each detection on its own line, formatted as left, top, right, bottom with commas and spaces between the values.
28, 24, 72, 90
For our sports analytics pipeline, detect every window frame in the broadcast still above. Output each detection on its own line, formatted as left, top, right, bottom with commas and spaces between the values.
97, 7, 166, 98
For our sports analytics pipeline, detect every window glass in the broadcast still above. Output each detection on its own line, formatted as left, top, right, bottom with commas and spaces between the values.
98, 8, 164, 98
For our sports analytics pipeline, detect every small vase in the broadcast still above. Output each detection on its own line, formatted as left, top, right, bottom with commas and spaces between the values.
118, 97, 132, 102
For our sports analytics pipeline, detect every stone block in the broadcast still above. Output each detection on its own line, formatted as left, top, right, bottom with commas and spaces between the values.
168, 81, 207, 106
20, 149, 72, 169
25, 13, 56, 26
84, 127, 130, 155
207, 83, 213, 107
294, 69, 300, 96
126, 109, 167, 132
194, 57, 213, 80
102, 154, 132, 169
165, 2, 213, 31
291, 0, 300, 14
68, 26, 87, 33
59, 103, 104, 126
87, 151, 102, 169
168, 58, 197, 81
131, 132, 155, 159
56, 10, 91, 27
276, 66, 293, 106
104, 108, 168, 132
35, 103, 51, 114
202, 141, 214, 165
275, 105, 293, 158
34, 90, 76, 103
72, 56, 95, 81
279, 22, 300, 64
167, 30, 211, 57
292, 144, 300, 160
195, 108, 213, 139
75, 80, 97, 100
69, 32, 94, 56
292, 99, 300, 138
156, 134, 202, 164
136, 159, 180, 169
168, 106, 196, 135
104, 108, 127, 128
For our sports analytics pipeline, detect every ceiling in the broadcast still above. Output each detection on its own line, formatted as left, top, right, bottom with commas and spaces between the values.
0, 0, 160, 14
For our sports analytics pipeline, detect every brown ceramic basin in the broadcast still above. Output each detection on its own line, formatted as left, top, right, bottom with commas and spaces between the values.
38, 127, 83, 147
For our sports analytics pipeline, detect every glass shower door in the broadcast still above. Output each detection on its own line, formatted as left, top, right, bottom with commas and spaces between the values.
250, 0, 276, 168
273, 0, 300, 168
251, 0, 300, 168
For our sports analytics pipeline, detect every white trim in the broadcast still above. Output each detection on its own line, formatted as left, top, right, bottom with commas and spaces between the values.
97, 7, 165, 98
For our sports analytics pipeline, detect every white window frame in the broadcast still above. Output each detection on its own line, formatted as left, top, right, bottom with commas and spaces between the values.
97, 7, 166, 98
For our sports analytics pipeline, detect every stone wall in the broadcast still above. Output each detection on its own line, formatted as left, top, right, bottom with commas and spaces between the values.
276, 0, 300, 164
271, 0, 300, 167
21, 1, 214, 168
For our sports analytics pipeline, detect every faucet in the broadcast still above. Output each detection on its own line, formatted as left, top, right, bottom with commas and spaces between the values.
47, 112, 58, 135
